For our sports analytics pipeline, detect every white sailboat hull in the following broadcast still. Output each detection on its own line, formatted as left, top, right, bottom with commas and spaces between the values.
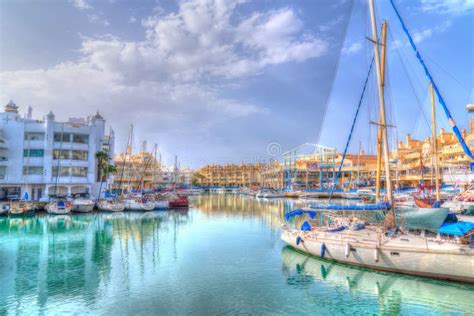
281, 228, 474, 283
46, 204, 72, 215
153, 200, 169, 210
124, 200, 155, 211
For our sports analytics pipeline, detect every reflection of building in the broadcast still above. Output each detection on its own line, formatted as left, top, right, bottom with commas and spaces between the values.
0, 101, 114, 200
194, 163, 263, 187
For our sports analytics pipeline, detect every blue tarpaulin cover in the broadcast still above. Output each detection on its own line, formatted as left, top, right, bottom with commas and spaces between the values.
438, 222, 474, 236
301, 221, 312, 231
285, 209, 317, 221
309, 202, 390, 211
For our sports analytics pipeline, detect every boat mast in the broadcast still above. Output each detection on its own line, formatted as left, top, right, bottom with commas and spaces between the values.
369, 0, 393, 204
430, 83, 440, 201
375, 20, 387, 200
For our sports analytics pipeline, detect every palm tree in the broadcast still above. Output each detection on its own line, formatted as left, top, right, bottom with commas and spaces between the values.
95, 150, 110, 200
95, 150, 110, 182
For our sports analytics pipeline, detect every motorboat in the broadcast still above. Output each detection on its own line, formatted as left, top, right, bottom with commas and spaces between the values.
9, 201, 35, 217
0, 202, 10, 216
72, 196, 95, 213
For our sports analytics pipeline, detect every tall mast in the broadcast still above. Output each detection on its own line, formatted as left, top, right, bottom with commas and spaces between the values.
375, 20, 387, 200
430, 83, 440, 201
369, 0, 393, 204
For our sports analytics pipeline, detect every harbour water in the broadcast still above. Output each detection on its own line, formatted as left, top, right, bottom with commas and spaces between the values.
1, 194, 473, 315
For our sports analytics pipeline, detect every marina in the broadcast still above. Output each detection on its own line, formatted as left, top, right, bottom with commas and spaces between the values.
1, 0, 473, 314
1, 194, 473, 315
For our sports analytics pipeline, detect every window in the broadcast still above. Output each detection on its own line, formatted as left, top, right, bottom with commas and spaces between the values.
52, 166, 69, 177
53, 133, 71, 142
53, 150, 88, 160
23, 166, 43, 175
71, 167, 87, 177
24, 132, 45, 141
24, 149, 44, 157
53, 149, 70, 160
52, 166, 88, 177
72, 150, 88, 160
73, 134, 88, 144
0, 166, 5, 179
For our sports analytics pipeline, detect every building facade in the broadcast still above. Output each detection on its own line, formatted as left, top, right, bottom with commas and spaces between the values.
0, 101, 114, 200
195, 163, 263, 187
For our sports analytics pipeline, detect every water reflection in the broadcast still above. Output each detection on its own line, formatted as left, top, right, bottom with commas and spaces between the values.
1, 196, 473, 315
0, 211, 187, 314
281, 246, 474, 314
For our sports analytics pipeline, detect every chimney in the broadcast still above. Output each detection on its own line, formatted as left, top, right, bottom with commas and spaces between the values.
405, 134, 411, 145
462, 129, 467, 139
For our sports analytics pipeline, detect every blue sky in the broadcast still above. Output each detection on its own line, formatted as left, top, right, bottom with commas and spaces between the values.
0, 0, 472, 168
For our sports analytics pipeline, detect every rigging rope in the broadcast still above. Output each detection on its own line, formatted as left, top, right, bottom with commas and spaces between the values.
390, 0, 473, 160
330, 57, 375, 199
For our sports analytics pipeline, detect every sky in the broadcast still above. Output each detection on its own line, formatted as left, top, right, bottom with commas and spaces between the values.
0, 0, 473, 168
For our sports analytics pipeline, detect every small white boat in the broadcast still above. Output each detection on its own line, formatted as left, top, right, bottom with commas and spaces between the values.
46, 199, 72, 215
0, 202, 10, 216
123, 199, 155, 211
72, 198, 95, 213
98, 200, 125, 212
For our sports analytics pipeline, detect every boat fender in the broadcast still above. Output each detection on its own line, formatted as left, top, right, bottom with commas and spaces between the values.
296, 236, 303, 246
374, 248, 379, 262
320, 243, 326, 258
345, 243, 350, 257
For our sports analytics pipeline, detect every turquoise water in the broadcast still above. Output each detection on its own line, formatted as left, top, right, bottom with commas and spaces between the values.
1, 194, 473, 315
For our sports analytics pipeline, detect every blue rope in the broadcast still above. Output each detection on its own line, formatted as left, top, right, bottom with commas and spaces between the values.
332, 57, 374, 193
390, 0, 473, 160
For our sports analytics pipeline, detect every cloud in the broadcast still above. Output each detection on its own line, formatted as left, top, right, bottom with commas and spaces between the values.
1, 0, 328, 160
129, 16, 137, 24
87, 13, 110, 27
342, 41, 362, 55
412, 20, 452, 44
70, 0, 92, 11
420, 0, 474, 15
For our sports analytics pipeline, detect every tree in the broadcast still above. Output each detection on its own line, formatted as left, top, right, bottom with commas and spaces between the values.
95, 150, 110, 182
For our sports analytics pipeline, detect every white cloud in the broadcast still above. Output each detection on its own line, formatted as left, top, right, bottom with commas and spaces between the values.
342, 41, 362, 55
420, 0, 474, 15
87, 13, 110, 27
412, 20, 452, 44
1, 0, 327, 153
129, 16, 137, 24
70, 0, 92, 11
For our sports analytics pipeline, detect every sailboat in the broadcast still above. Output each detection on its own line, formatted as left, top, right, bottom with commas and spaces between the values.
281, 0, 473, 283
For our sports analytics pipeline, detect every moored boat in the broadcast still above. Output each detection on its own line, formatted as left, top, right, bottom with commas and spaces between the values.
123, 198, 155, 211
9, 201, 35, 217
97, 199, 125, 212
72, 197, 95, 213
281, 222, 474, 283
46, 199, 72, 215
0, 202, 10, 216
169, 195, 189, 208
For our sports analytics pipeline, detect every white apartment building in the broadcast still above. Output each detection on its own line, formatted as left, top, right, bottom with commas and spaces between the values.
0, 101, 115, 200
